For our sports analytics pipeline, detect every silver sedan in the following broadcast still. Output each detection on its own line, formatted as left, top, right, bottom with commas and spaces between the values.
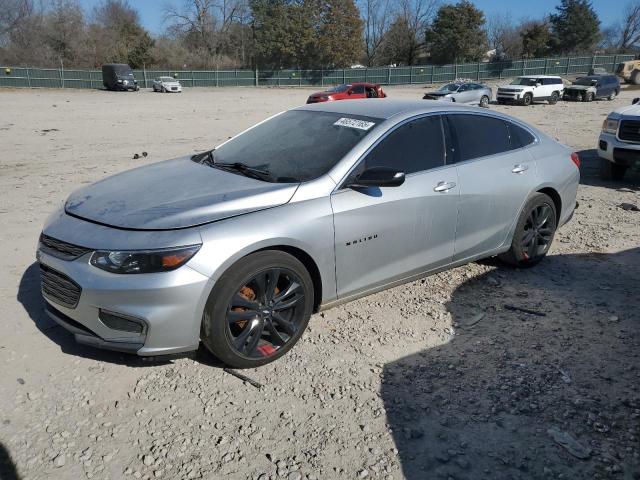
37, 100, 579, 367
423, 82, 492, 107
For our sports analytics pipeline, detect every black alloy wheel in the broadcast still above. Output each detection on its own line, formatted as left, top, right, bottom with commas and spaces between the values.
201, 250, 313, 368
520, 204, 555, 261
225, 268, 305, 359
499, 192, 557, 268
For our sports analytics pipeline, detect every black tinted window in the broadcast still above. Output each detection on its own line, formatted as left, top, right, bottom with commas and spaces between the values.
352, 84, 365, 94
508, 123, 536, 148
448, 114, 511, 161
364, 116, 445, 174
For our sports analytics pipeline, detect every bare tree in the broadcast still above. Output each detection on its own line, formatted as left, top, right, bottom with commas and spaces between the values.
0, 0, 33, 44
360, 0, 393, 66
486, 12, 523, 60
618, 1, 640, 52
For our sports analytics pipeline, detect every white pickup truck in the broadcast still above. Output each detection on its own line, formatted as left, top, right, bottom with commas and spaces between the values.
497, 75, 565, 106
598, 98, 640, 180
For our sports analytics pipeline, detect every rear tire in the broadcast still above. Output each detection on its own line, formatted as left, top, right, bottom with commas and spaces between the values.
522, 93, 533, 106
499, 193, 557, 268
201, 251, 314, 368
548, 91, 559, 104
600, 158, 627, 181
632, 70, 640, 85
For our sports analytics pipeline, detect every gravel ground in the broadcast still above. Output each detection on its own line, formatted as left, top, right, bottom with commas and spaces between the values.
0, 84, 639, 480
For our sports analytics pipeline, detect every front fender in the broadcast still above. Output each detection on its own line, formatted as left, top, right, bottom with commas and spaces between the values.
189, 197, 337, 310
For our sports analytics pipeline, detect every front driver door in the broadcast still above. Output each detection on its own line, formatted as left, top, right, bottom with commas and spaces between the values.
331, 115, 459, 299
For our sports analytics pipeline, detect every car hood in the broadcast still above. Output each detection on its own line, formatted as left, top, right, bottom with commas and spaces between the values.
566, 85, 592, 91
610, 103, 640, 117
65, 157, 299, 230
424, 91, 451, 97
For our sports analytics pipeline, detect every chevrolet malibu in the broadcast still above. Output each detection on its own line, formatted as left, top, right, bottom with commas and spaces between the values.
37, 100, 580, 368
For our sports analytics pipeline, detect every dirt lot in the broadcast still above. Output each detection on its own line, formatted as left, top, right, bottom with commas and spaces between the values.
0, 84, 639, 480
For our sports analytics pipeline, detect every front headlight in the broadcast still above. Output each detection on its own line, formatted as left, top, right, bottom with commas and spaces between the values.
602, 118, 619, 134
90, 245, 201, 274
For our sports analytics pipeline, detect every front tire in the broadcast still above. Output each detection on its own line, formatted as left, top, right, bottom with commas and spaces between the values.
608, 90, 618, 101
201, 251, 314, 368
499, 193, 557, 268
600, 158, 627, 181
479, 95, 489, 108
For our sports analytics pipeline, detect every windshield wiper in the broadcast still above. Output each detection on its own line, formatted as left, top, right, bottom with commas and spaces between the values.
214, 162, 274, 181
191, 149, 215, 166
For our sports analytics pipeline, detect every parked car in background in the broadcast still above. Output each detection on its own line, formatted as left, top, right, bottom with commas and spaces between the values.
497, 76, 564, 106
423, 82, 491, 107
563, 75, 620, 102
598, 99, 640, 180
37, 100, 579, 368
153, 76, 183, 93
616, 59, 640, 85
102, 64, 139, 91
306, 83, 386, 103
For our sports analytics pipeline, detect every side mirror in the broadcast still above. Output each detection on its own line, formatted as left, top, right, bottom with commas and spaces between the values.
349, 167, 405, 188
633, 98, 639, 105
535, 82, 542, 87
347, 90, 353, 95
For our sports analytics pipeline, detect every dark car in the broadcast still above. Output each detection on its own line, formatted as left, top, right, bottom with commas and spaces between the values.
306, 82, 386, 104
102, 64, 139, 91
563, 75, 620, 102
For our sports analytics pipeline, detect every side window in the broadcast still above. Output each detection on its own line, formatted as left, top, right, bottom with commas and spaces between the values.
361, 116, 445, 175
448, 114, 511, 161
352, 84, 365, 94
508, 122, 536, 149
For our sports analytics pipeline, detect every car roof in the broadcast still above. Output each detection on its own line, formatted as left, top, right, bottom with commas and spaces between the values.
519, 75, 561, 78
297, 98, 487, 120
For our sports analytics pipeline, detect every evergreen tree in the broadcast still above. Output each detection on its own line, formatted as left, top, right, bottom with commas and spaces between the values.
425, 0, 488, 65
520, 21, 552, 58
549, 0, 600, 54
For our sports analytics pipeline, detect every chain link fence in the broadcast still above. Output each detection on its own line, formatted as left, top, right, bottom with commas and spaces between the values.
1, 54, 633, 90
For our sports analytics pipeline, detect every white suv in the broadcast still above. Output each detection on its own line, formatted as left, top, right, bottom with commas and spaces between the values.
497, 76, 565, 106
598, 98, 640, 180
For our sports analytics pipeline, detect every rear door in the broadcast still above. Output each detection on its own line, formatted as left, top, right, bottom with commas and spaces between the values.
446, 113, 538, 261
331, 115, 459, 298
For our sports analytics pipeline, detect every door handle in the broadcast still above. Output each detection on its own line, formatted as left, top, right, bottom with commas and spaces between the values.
511, 164, 529, 174
434, 181, 456, 192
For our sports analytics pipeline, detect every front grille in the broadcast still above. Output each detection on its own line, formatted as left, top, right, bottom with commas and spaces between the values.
613, 148, 640, 165
39, 234, 91, 260
619, 120, 640, 143
40, 263, 82, 309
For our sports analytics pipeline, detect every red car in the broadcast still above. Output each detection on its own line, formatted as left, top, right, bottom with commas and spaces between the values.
306, 82, 387, 104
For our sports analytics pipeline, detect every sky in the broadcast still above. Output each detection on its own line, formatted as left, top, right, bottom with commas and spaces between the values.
76, 0, 622, 35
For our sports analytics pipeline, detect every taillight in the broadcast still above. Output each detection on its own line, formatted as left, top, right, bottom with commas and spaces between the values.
570, 152, 580, 168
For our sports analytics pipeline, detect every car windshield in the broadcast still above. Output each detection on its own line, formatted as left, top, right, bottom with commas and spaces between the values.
160, 77, 175, 82
437, 83, 461, 92
325, 84, 350, 93
203, 110, 381, 183
573, 77, 597, 86
510, 78, 538, 86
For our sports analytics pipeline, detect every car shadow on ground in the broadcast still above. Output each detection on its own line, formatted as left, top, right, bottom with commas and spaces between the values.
0, 442, 21, 480
577, 148, 640, 190
382, 248, 640, 479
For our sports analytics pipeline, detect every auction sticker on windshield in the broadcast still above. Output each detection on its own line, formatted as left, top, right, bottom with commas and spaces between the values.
333, 118, 376, 131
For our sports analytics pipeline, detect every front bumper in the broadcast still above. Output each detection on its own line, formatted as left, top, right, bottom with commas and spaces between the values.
497, 90, 524, 103
563, 89, 589, 101
37, 248, 209, 356
598, 132, 640, 167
